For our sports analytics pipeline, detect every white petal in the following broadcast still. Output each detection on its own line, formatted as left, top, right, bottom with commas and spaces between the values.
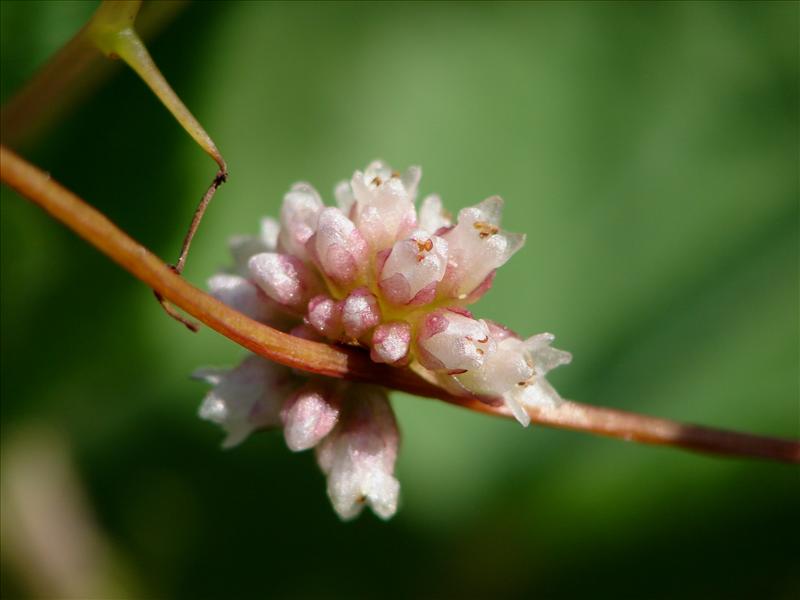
315, 386, 400, 520
334, 180, 355, 215
349, 163, 418, 251
441, 196, 525, 299
418, 194, 451, 233
207, 274, 276, 322
417, 311, 495, 372
227, 219, 279, 274
379, 231, 448, 305
524, 333, 573, 374
195, 355, 292, 448
248, 252, 319, 310
259, 217, 280, 250
521, 377, 563, 410
281, 385, 340, 452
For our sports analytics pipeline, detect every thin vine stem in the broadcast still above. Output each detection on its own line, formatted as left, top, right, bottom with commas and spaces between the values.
1, 145, 798, 465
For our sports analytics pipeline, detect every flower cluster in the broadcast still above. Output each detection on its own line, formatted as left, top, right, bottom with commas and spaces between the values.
195, 161, 570, 520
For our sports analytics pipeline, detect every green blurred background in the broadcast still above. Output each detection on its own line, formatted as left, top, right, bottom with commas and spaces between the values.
1, 1, 798, 598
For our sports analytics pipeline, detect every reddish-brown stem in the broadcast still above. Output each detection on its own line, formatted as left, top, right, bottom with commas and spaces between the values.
154, 168, 228, 331
1, 145, 798, 465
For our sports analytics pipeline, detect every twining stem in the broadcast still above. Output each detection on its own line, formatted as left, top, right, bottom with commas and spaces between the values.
2, 0, 225, 328
84, 0, 229, 326
1, 145, 798, 465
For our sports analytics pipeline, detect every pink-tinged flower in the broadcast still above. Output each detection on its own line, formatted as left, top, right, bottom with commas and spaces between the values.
441, 196, 525, 301
198, 160, 572, 520
194, 355, 295, 448
278, 183, 323, 261
370, 322, 411, 365
281, 383, 340, 452
315, 386, 400, 520
308, 207, 368, 288
341, 287, 382, 339
207, 274, 278, 323
229, 217, 280, 275
306, 295, 344, 340
345, 160, 419, 251
456, 327, 571, 426
416, 309, 496, 372
378, 231, 448, 305
248, 252, 320, 311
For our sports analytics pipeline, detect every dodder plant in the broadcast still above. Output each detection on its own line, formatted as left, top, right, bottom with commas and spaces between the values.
2, 1, 796, 520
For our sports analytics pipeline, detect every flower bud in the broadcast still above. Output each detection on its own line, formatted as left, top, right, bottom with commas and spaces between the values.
306, 295, 344, 340
281, 384, 340, 452
248, 252, 320, 311
278, 183, 323, 261
341, 287, 382, 339
308, 207, 368, 287
370, 321, 411, 365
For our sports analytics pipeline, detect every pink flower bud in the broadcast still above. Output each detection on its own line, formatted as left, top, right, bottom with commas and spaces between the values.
308, 207, 368, 287
370, 321, 411, 365
207, 274, 277, 323
278, 183, 323, 260
416, 310, 495, 372
341, 287, 382, 339
281, 384, 340, 452
248, 252, 320, 311
441, 196, 525, 300
348, 161, 419, 251
378, 231, 448, 305
306, 295, 344, 340
316, 386, 400, 520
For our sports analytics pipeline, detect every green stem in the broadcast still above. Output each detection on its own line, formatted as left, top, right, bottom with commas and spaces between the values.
86, 0, 226, 172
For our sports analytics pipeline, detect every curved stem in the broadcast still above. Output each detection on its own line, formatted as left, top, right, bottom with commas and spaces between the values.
1, 145, 798, 465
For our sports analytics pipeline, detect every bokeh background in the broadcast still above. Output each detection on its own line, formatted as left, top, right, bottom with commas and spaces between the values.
1, 1, 798, 598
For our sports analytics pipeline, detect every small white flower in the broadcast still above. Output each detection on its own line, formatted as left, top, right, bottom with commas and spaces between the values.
379, 230, 448, 305
418, 194, 451, 233
456, 329, 571, 426
441, 196, 525, 300
416, 309, 495, 372
194, 355, 295, 448
315, 386, 400, 520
